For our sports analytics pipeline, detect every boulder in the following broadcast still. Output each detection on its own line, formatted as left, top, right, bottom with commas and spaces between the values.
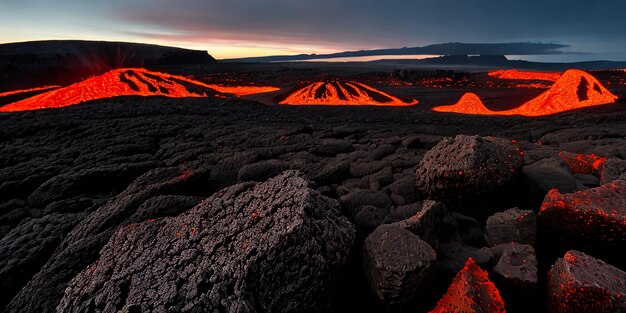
522, 157, 577, 194
416, 135, 523, 202
600, 158, 626, 184
363, 224, 436, 308
485, 208, 536, 246
57, 171, 355, 313
354, 205, 390, 234
452, 212, 484, 247
392, 200, 445, 248
547, 250, 626, 313
436, 241, 495, 275
490, 243, 538, 311
539, 180, 626, 252
429, 258, 506, 313
559, 151, 606, 176
0, 213, 81, 311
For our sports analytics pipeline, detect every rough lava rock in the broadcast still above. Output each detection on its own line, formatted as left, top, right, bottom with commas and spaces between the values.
0, 213, 81, 311
429, 258, 506, 313
56, 171, 355, 313
392, 200, 445, 248
362, 224, 436, 308
547, 250, 626, 313
485, 208, 536, 246
490, 243, 538, 311
415, 135, 524, 203
538, 180, 626, 251
522, 157, 577, 195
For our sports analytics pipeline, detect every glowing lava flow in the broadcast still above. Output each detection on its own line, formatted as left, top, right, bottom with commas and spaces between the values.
0, 68, 224, 112
279, 81, 417, 106
432, 69, 618, 117
489, 69, 562, 82
0, 85, 61, 98
204, 85, 280, 96
429, 258, 506, 313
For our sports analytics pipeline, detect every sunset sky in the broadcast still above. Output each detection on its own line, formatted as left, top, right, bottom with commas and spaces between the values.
1, 0, 625, 61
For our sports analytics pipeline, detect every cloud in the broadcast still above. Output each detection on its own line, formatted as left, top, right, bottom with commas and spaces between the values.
111, 0, 626, 50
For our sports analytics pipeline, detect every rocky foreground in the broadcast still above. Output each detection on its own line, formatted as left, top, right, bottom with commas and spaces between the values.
1, 98, 626, 313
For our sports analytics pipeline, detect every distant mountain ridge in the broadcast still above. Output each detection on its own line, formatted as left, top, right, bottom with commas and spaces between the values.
0, 40, 215, 91
224, 42, 568, 62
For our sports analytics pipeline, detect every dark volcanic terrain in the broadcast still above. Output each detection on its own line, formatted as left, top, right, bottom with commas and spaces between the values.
1, 94, 626, 312
1, 41, 626, 312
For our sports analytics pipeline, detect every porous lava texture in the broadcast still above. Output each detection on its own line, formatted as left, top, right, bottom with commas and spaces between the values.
415, 135, 524, 203
56, 171, 355, 313
539, 180, 626, 250
429, 258, 506, 313
548, 250, 626, 313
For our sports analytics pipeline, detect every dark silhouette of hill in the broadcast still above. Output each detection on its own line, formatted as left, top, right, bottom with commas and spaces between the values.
0, 40, 215, 91
224, 42, 568, 62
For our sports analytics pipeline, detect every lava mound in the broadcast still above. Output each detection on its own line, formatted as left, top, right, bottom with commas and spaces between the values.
0, 68, 222, 112
506, 69, 618, 116
279, 81, 417, 106
433, 69, 618, 116
433, 93, 493, 115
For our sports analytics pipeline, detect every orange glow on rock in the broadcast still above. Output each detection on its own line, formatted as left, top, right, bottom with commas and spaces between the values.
489, 69, 562, 82
0, 85, 61, 98
429, 258, 506, 313
559, 151, 607, 175
432, 69, 618, 117
538, 180, 626, 244
279, 81, 417, 106
0, 68, 220, 112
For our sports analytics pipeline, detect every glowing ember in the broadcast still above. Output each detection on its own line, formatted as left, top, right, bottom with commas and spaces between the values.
539, 180, 626, 245
279, 81, 417, 106
0, 68, 224, 112
432, 93, 494, 114
429, 258, 506, 313
432, 69, 618, 116
204, 85, 280, 96
559, 151, 607, 175
0, 85, 60, 98
489, 69, 562, 82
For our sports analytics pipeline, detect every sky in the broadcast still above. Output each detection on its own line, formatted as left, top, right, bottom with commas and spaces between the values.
1, 0, 625, 61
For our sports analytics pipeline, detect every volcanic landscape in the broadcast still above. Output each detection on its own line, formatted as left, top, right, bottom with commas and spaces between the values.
1, 41, 626, 313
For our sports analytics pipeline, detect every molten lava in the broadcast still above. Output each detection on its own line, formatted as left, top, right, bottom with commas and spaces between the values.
429, 258, 506, 313
279, 81, 417, 106
203, 85, 280, 96
559, 151, 607, 175
489, 69, 562, 82
432, 69, 618, 116
0, 86, 60, 98
432, 93, 494, 114
0, 68, 221, 112
0, 68, 281, 112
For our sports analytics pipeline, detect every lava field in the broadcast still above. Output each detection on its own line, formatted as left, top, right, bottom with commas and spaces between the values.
1, 63, 626, 313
